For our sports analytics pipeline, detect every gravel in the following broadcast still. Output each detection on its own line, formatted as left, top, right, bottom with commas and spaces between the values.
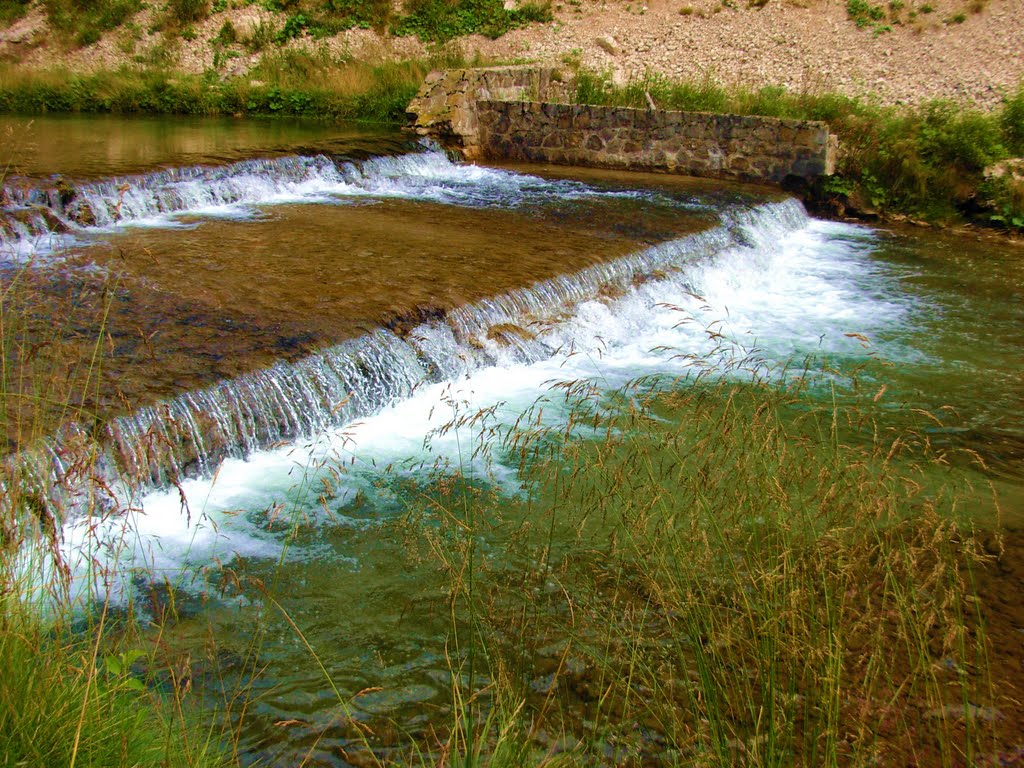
2, 0, 1021, 109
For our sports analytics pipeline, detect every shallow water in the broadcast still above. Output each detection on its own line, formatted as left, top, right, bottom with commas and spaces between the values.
2, 115, 1022, 764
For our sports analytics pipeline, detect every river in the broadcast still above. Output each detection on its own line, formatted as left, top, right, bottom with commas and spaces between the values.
2, 114, 1022, 764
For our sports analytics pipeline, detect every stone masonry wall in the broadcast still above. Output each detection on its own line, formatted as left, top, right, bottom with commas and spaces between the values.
407, 67, 836, 183
406, 66, 572, 160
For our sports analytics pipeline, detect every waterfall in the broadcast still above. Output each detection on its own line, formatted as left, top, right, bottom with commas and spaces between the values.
0, 145, 658, 261
0, 197, 812, 525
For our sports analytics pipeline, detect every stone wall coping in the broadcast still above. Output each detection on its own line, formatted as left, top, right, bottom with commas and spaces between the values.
476, 98, 832, 132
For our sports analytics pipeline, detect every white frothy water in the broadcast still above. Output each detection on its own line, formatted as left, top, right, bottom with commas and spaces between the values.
48, 194, 912, 610
0, 148, 669, 261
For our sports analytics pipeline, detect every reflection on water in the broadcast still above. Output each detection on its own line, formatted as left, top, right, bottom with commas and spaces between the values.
0, 114, 405, 180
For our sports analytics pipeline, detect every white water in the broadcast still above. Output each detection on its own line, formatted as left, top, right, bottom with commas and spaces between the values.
48, 191, 913, 610
0, 147, 672, 261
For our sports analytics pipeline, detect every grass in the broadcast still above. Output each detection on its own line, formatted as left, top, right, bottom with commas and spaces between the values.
0, 188, 230, 767
42, 0, 145, 48
572, 70, 1024, 228
0, 53, 434, 122
0, 0, 30, 26
390, 369, 1000, 765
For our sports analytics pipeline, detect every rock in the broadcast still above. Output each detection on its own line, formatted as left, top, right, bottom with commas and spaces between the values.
54, 176, 76, 207
926, 703, 1002, 722
232, 15, 263, 40
72, 201, 96, 227
595, 34, 620, 56
984, 157, 1024, 182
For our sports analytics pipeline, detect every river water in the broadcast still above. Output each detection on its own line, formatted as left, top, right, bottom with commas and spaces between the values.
2, 115, 1022, 764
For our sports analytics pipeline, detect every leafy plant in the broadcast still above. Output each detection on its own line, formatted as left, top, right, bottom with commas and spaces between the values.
392, 0, 552, 42
275, 11, 309, 42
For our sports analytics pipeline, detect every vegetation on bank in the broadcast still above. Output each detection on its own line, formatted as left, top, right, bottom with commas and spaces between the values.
0, 51, 432, 121
574, 70, 1024, 229
0, 0, 552, 48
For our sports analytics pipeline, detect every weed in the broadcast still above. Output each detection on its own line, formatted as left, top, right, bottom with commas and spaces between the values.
275, 12, 310, 43
167, 0, 210, 25
392, 0, 553, 43
43, 0, 144, 48
846, 0, 889, 32
213, 18, 237, 45
1001, 82, 1024, 154
242, 18, 278, 51
0, 0, 30, 26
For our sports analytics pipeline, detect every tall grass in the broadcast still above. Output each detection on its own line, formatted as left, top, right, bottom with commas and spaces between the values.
574, 70, 1024, 227
394, 370, 998, 765
0, 54, 433, 122
0, 152, 231, 766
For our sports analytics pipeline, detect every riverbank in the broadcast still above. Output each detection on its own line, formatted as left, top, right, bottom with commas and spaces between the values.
1, 0, 1022, 109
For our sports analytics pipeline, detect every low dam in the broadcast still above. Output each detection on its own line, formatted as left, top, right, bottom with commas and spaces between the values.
407, 66, 837, 184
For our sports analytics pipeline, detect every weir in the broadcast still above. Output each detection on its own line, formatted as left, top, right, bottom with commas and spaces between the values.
407, 66, 838, 184
2, 194, 811, 521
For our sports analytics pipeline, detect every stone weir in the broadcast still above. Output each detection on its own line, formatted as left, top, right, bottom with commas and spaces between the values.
407, 66, 837, 184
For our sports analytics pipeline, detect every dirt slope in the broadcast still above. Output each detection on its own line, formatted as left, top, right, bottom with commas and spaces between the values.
1, 0, 1022, 108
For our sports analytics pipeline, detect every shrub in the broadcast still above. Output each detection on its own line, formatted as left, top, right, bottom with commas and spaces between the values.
43, 0, 144, 47
1002, 82, 1024, 155
213, 18, 236, 45
393, 0, 552, 42
167, 0, 209, 24
0, 0, 32, 26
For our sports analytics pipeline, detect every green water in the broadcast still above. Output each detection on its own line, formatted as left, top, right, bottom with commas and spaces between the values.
3, 115, 1022, 765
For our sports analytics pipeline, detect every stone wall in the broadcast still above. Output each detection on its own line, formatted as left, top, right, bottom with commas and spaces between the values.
407, 67, 837, 183
406, 66, 571, 160
477, 101, 836, 183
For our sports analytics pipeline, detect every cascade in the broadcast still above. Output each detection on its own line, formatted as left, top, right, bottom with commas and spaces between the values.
1, 197, 811, 526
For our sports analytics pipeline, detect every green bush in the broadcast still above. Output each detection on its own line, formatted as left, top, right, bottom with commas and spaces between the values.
167, 0, 209, 24
1002, 82, 1024, 155
43, 0, 144, 47
392, 0, 552, 42
917, 101, 1006, 171
0, 0, 31, 26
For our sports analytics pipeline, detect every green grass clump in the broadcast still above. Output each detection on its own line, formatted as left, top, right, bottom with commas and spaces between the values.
0, 0, 30, 26
1002, 83, 1024, 155
0, 603, 224, 768
42, 0, 144, 48
392, 0, 553, 42
0, 55, 431, 122
167, 0, 210, 25
397, 373, 997, 765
